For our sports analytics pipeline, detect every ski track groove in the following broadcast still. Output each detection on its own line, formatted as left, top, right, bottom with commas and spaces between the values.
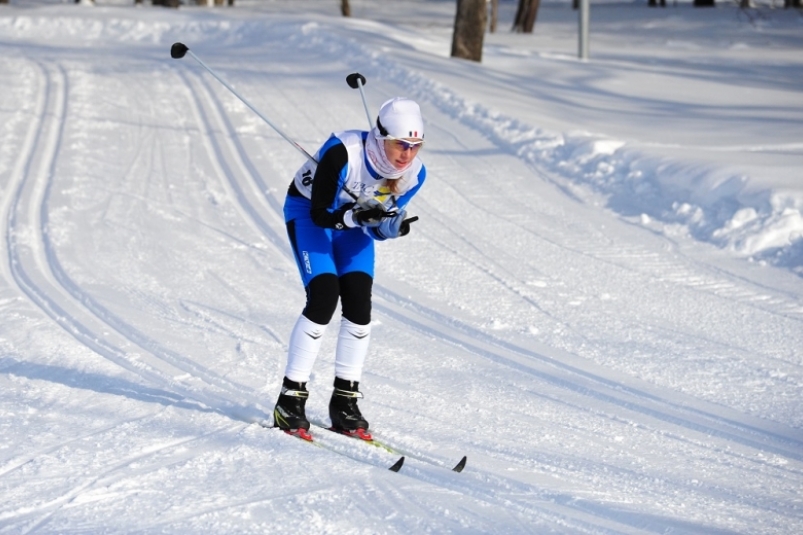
410, 197, 581, 325
1, 59, 262, 426
177, 66, 289, 256
0, 56, 42, 291
309, 430, 652, 535
0, 412, 156, 482
179, 298, 284, 347
373, 285, 803, 461
409, 171, 803, 397
429, 159, 803, 325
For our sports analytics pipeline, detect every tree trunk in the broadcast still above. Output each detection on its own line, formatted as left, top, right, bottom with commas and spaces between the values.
785, 0, 802, 7
341, 0, 351, 17
693, 0, 715, 6
451, 0, 487, 62
512, 0, 541, 34
152, 0, 181, 7
489, 0, 499, 33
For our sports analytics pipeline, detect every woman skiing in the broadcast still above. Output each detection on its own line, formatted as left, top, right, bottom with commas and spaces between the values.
273, 97, 427, 441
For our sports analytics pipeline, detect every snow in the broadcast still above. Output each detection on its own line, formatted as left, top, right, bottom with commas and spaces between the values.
1, 0, 802, 533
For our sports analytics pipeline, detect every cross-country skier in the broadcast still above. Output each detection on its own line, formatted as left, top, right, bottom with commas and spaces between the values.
273, 97, 427, 441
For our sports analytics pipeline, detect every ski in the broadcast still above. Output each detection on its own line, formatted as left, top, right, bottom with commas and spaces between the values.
262, 422, 405, 472
313, 423, 467, 473
283, 428, 313, 442
389, 456, 406, 472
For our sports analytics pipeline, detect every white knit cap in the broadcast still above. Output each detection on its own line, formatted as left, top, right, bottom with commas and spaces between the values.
376, 98, 424, 140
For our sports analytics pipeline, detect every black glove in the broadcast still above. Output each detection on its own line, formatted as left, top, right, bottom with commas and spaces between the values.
399, 216, 418, 237
352, 206, 385, 227
337, 202, 384, 229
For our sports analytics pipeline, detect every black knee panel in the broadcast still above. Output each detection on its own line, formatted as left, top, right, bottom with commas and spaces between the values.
303, 274, 340, 325
339, 272, 373, 325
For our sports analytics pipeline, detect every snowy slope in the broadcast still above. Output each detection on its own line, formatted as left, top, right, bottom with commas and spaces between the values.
0, 1, 801, 534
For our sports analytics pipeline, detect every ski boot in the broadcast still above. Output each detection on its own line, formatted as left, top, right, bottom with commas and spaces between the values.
273, 377, 312, 441
329, 377, 372, 441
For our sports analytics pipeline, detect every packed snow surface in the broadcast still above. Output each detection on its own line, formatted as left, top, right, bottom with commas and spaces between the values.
0, 0, 801, 533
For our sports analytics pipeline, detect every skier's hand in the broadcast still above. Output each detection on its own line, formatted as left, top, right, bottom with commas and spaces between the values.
351, 205, 384, 227
375, 210, 409, 239
338, 200, 382, 229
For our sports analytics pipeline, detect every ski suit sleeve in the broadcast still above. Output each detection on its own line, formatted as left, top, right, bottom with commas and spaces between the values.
309, 141, 353, 229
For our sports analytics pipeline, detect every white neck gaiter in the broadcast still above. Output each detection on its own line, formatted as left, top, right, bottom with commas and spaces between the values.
365, 128, 411, 179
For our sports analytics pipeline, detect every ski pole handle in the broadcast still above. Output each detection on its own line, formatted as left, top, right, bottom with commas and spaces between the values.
346, 73, 374, 130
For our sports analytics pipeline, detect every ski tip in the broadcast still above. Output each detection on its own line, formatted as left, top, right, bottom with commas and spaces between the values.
389, 456, 405, 472
452, 456, 467, 473
346, 72, 367, 89
171, 42, 189, 59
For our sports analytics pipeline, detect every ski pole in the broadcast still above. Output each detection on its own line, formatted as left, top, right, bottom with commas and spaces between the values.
346, 73, 419, 230
169, 43, 376, 205
171, 42, 379, 209
345, 73, 397, 215
172, 45, 396, 218
170, 42, 317, 164
346, 73, 374, 130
